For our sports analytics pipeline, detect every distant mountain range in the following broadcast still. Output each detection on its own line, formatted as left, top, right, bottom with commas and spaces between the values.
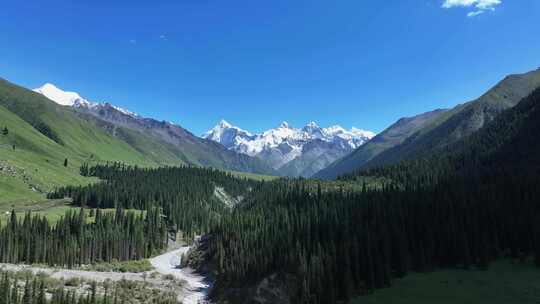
32, 83, 276, 175
2, 66, 540, 204
0, 79, 278, 201
315, 67, 540, 179
204, 120, 375, 177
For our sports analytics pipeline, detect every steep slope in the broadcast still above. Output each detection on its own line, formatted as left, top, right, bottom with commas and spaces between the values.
342, 85, 540, 187
315, 67, 540, 179
278, 138, 358, 177
204, 120, 255, 150
32, 83, 276, 175
0, 79, 157, 203
0, 79, 156, 165
73, 104, 275, 174
0, 79, 274, 203
364, 68, 540, 169
314, 109, 447, 179
204, 120, 374, 177
207, 87, 540, 304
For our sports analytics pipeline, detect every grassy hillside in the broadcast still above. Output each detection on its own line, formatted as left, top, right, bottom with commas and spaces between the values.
0, 78, 167, 204
73, 101, 276, 175
364, 68, 540, 169
351, 260, 540, 304
228, 170, 279, 181
0, 79, 156, 164
0, 78, 275, 204
0, 102, 100, 204
316, 68, 540, 179
315, 109, 446, 179
87, 117, 192, 166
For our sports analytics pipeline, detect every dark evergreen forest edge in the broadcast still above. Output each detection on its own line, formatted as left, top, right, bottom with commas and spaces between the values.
0, 88, 538, 303
205, 87, 540, 303
0, 207, 167, 266
48, 165, 262, 238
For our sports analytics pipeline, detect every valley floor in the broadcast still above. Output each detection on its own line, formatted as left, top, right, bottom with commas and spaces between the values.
351, 259, 540, 304
0, 245, 212, 303
150, 247, 212, 304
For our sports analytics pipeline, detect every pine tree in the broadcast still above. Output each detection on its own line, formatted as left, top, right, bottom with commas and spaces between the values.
37, 281, 46, 304
90, 281, 97, 304
22, 277, 31, 304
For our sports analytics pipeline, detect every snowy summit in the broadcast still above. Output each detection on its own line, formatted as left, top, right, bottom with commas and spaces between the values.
204, 120, 375, 176
33, 83, 96, 108
33, 83, 137, 117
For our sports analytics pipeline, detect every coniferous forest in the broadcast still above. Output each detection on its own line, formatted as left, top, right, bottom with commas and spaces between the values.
1, 90, 539, 303
205, 88, 540, 303
29, 91, 540, 303
0, 207, 167, 266
49, 165, 259, 238
3, 2, 540, 303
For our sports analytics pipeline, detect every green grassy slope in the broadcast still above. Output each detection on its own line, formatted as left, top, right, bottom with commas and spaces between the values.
0, 104, 91, 203
77, 110, 275, 174
316, 68, 540, 179
314, 109, 446, 179
351, 260, 540, 304
0, 78, 276, 203
0, 78, 171, 203
363, 68, 540, 169
0, 79, 156, 165
92, 120, 191, 166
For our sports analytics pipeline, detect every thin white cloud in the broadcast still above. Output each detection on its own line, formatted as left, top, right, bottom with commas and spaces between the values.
442, 0, 501, 17
467, 10, 484, 17
129, 39, 137, 44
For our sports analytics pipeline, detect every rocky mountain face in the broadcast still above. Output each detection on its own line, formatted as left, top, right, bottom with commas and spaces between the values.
204, 120, 375, 177
32, 83, 276, 175
314, 109, 448, 179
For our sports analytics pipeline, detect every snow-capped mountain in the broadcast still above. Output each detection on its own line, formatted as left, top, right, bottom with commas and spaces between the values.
33, 83, 96, 108
33, 83, 137, 117
32, 83, 374, 177
204, 120, 255, 150
32, 83, 275, 175
204, 120, 375, 177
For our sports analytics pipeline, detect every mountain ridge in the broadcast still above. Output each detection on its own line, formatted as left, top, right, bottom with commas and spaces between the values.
204, 120, 375, 177
30, 82, 275, 176
0, 78, 276, 202
315, 68, 540, 179
362, 68, 540, 169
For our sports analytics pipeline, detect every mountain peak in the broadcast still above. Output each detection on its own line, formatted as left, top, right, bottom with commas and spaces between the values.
33, 83, 142, 118
40, 83, 59, 90
218, 119, 232, 128
204, 119, 375, 175
305, 121, 319, 128
204, 120, 253, 149
33, 83, 85, 106
279, 121, 291, 129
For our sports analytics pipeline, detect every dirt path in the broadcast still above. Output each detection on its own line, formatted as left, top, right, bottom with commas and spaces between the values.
150, 246, 211, 304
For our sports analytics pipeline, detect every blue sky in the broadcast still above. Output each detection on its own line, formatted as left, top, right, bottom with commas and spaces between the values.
1, 0, 539, 135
